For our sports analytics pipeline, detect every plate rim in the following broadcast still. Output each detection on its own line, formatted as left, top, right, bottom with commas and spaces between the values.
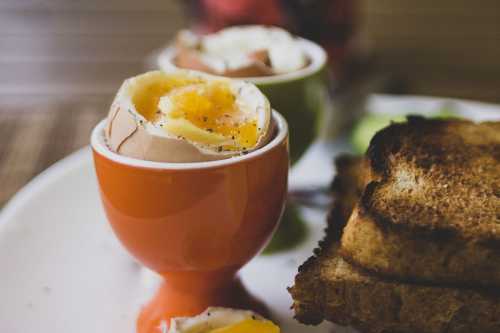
0, 147, 91, 229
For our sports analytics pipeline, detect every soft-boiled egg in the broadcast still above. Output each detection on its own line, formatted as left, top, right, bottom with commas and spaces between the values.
105, 70, 272, 162
168, 307, 279, 333
174, 26, 308, 77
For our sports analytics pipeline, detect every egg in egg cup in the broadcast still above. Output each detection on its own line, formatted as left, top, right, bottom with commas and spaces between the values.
91, 104, 288, 332
158, 26, 329, 254
158, 26, 328, 163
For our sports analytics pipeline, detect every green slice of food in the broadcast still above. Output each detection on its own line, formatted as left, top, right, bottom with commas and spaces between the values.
351, 110, 458, 154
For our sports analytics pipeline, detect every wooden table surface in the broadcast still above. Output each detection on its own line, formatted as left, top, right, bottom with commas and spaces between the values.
2, 0, 500, 207
0, 0, 185, 206
0, 103, 107, 206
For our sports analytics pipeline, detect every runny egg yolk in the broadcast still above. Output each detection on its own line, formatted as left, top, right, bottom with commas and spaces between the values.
206, 318, 279, 333
161, 82, 259, 150
131, 74, 204, 121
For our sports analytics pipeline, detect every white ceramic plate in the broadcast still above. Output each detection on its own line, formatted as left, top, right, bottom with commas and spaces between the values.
0, 145, 336, 333
1, 95, 499, 333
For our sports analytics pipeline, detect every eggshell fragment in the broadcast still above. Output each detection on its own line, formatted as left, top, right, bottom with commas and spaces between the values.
107, 112, 225, 162
222, 61, 274, 78
174, 48, 274, 78
247, 49, 270, 64
174, 48, 219, 76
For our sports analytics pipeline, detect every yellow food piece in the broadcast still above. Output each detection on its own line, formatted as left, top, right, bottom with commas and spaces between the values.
131, 72, 203, 121
165, 82, 258, 150
207, 319, 279, 333
131, 72, 259, 151
164, 118, 228, 145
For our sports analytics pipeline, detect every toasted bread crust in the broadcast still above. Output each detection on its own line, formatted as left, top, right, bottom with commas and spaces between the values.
339, 117, 500, 287
290, 244, 500, 333
326, 155, 372, 241
341, 204, 500, 288
365, 117, 500, 239
291, 118, 500, 332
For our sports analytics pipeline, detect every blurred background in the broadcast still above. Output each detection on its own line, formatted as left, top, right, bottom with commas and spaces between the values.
1, 0, 500, 206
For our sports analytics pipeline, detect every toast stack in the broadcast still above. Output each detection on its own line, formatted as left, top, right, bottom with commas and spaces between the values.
290, 117, 500, 333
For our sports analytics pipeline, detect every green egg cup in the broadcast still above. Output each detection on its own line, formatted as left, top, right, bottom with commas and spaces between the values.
158, 38, 329, 254
253, 68, 328, 163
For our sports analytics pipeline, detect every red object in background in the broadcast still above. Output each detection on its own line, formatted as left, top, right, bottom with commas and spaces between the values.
201, 0, 285, 28
185, 0, 356, 77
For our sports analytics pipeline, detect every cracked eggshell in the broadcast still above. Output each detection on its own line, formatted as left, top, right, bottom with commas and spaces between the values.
172, 26, 308, 77
174, 48, 219, 76
222, 49, 274, 78
174, 30, 274, 78
174, 48, 274, 78
105, 70, 273, 163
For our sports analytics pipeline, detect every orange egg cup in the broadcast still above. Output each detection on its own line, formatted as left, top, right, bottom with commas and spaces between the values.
91, 112, 289, 332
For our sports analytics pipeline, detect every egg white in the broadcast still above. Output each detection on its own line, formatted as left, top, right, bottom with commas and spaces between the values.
200, 26, 307, 74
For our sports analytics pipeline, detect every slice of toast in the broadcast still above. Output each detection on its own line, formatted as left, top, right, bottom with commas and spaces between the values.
340, 117, 500, 288
292, 149, 500, 332
290, 243, 500, 333
326, 155, 371, 241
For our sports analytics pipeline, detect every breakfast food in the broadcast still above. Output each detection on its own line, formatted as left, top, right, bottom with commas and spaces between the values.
350, 110, 456, 153
105, 70, 272, 162
341, 117, 500, 288
292, 245, 500, 333
168, 307, 279, 333
158, 25, 328, 164
327, 155, 371, 240
290, 117, 500, 332
172, 26, 309, 77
